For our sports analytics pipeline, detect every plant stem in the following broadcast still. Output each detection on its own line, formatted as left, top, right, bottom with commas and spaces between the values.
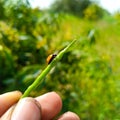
21, 39, 77, 98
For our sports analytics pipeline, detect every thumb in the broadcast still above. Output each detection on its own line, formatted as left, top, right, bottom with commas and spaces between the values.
1, 98, 41, 120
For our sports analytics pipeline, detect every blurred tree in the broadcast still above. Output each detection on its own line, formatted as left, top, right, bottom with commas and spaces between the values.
50, 0, 92, 17
84, 4, 104, 20
114, 11, 120, 22
0, 0, 6, 19
4, 0, 37, 34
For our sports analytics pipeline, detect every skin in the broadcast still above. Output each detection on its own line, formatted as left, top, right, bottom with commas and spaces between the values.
0, 91, 80, 120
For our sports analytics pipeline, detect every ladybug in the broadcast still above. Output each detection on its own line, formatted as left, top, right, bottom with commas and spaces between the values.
46, 54, 57, 64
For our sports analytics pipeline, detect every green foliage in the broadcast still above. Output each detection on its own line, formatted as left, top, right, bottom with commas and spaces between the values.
84, 4, 105, 20
0, 0, 120, 119
0, 0, 6, 19
114, 11, 120, 24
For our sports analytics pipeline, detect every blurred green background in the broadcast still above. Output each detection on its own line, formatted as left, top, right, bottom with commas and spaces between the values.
0, 0, 120, 119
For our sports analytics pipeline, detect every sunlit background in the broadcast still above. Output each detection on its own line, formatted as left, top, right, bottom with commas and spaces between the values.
29, 0, 120, 13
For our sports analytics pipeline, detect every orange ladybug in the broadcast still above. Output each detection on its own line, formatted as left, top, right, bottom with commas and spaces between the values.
46, 54, 57, 64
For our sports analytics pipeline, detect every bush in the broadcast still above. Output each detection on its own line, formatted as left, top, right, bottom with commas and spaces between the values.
84, 4, 104, 20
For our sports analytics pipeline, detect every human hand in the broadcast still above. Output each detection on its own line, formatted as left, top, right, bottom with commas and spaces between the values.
0, 91, 80, 120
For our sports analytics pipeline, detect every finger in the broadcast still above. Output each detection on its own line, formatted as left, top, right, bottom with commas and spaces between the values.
0, 91, 22, 117
1, 105, 16, 120
36, 92, 62, 120
58, 111, 80, 120
10, 97, 41, 120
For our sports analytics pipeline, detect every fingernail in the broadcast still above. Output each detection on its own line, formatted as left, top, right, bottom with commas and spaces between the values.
11, 97, 41, 120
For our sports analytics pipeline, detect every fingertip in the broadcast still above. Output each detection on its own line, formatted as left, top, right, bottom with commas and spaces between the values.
58, 111, 80, 120
11, 97, 41, 120
49, 91, 63, 108
0, 90, 22, 99
8, 91, 22, 100
36, 91, 62, 120
36, 91, 62, 110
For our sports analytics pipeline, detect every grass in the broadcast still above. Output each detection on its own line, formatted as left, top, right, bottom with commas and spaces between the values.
49, 15, 120, 119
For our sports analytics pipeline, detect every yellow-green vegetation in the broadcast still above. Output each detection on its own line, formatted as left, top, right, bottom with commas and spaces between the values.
0, 1, 120, 119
